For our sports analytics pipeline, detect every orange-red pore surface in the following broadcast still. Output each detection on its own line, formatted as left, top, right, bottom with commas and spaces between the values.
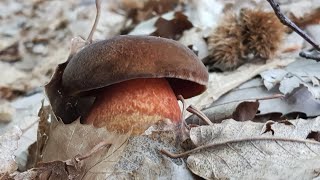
85, 78, 181, 134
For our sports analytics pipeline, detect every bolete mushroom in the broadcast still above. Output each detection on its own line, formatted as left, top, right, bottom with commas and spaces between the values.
60, 35, 208, 134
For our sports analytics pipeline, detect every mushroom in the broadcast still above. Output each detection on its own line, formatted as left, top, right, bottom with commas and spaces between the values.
60, 35, 208, 135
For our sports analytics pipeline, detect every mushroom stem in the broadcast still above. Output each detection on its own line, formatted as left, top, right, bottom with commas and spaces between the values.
85, 78, 181, 135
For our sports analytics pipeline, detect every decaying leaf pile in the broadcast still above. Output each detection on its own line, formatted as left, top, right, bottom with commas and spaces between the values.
1, 0, 320, 179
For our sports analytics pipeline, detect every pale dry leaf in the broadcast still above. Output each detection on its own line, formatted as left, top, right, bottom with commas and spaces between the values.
0, 100, 15, 122
178, 27, 208, 59
0, 62, 27, 91
0, 127, 22, 174
305, 25, 320, 49
128, 15, 158, 35
104, 120, 193, 179
185, 55, 296, 117
241, 157, 320, 179
261, 60, 320, 98
69, 1, 126, 40
184, 0, 223, 32
186, 118, 320, 179
0, 61, 45, 96
281, 32, 305, 53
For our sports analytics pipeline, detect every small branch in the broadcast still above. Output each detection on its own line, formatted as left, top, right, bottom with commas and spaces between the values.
266, 0, 320, 50
177, 95, 190, 130
75, 141, 111, 161
266, 0, 320, 60
187, 105, 214, 126
255, 94, 284, 101
160, 137, 320, 158
86, 0, 101, 44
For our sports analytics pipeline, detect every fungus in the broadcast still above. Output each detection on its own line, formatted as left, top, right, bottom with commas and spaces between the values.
60, 35, 208, 134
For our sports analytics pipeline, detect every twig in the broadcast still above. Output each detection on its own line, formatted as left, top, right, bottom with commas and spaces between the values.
266, 0, 320, 60
160, 137, 320, 158
255, 94, 284, 101
86, 0, 101, 44
177, 95, 190, 130
187, 105, 214, 125
75, 141, 111, 161
266, 0, 320, 50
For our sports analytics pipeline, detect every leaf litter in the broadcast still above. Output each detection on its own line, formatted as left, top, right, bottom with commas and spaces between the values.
162, 118, 320, 179
1, 0, 320, 179
37, 112, 192, 179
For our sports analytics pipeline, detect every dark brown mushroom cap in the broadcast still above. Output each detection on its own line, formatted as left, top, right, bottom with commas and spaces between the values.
62, 35, 208, 98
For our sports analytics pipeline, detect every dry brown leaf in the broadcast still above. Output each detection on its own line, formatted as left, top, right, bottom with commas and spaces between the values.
185, 118, 320, 179
122, 0, 180, 23
34, 158, 84, 180
41, 118, 129, 179
151, 11, 193, 40
40, 113, 192, 179
0, 127, 22, 174
0, 42, 21, 62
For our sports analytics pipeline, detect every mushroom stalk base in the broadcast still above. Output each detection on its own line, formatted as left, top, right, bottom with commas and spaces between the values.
85, 78, 181, 135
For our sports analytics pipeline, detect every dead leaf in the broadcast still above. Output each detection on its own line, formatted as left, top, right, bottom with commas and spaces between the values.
187, 101, 259, 125
307, 131, 320, 142
0, 127, 22, 174
0, 101, 15, 122
122, 0, 180, 24
34, 158, 84, 180
259, 86, 320, 118
290, 6, 320, 29
261, 60, 320, 98
40, 118, 128, 179
179, 27, 208, 59
186, 118, 320, 179
185, 54, 296, 117
128, 11, 193, 40
184, 0, 223, 31
40, 110, 192, 179
0, 42, 21, 62
205, 78, 320, 120
151, 11, 193, 40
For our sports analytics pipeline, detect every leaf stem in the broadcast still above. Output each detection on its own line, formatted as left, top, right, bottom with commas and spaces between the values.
86, 0, 101, 44
187, 105, 214, 125
161, 136, 320, 158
